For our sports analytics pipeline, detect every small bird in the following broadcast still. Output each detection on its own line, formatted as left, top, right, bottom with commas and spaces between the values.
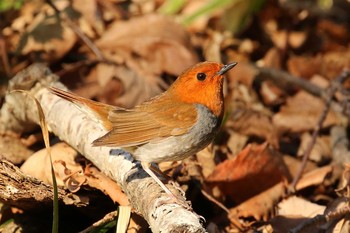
49, 61, 237, 197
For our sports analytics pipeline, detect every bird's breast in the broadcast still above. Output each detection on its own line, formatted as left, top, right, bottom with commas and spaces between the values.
133, 104, 221, 163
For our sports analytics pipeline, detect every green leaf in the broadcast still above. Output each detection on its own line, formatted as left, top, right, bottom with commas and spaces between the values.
158, 0, 186, 14
0, 0, 26, 12
181, 0, 235, 26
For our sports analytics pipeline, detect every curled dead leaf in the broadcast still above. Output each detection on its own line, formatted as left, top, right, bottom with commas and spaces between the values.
335, 164, 350, 197
53, 160, 86, 193
273, 78, 345, 133
229, 181, 286, 226
207, 143, 291, 203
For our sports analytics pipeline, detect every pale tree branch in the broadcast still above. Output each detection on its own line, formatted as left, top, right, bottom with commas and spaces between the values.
0, 63, 205, 233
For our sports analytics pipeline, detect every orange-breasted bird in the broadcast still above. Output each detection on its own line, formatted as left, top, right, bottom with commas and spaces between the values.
49, 61, 237, 197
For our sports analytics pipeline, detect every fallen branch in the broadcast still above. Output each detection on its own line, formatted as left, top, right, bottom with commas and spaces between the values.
0, 160, 81, 210
256, 67, 350, 118
289, 202, 350, 233
1, 63, 205, 232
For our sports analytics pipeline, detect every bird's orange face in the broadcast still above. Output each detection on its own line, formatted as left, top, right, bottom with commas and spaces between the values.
168, 62, 227, 117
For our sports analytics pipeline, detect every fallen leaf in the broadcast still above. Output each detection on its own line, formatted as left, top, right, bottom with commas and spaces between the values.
229, 181, 286, 224
335, 164, 350, 197
273, 77, 344, 133
0, 132, 33, 164
282, 155, 317, 179
93, 14, 198, 107
288, 48, 350, 81
295, 165, 333, 191
17, 2, 78, 61
20, 142, 81, 186
206, 143, 291, 202
226, 82, 279, 147
53, 160, 86, 192
277, 196, 325, 217
73, 0, 104, 36
297, 133, 332, 164
84, 166, 129, 205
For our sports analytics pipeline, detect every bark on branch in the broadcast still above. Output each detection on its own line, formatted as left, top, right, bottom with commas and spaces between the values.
0, 160, 76, 210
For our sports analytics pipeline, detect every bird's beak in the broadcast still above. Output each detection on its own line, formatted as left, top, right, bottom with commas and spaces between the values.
217, 62, 237, 75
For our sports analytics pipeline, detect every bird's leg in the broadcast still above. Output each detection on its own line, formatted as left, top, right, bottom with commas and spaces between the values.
141, 161, 176, 198
149, 163, 186, 197
141, 162, 192, 210
149, 163, 171, 180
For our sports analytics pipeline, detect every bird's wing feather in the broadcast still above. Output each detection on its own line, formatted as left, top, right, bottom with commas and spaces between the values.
92, 98, 198, 147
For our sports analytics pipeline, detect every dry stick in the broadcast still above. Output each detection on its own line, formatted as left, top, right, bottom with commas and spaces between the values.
289, 70, 350, 192
45, 0, 106, 61
0, 160, 76, 209
288, 204, 350, 233
79, 210, 118, 233
256, 67, 350, 118
256, 67, 323, 98
0, 33, 11, 77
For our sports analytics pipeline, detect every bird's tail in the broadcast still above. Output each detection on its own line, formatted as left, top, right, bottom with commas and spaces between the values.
48, 86, 116, 130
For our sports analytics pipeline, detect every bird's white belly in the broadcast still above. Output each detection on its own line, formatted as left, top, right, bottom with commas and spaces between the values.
132, 104, 220, 163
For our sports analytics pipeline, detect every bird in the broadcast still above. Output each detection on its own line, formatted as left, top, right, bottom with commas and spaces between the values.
48, 61, 237, 198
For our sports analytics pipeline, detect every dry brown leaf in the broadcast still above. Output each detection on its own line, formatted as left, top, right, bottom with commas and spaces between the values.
272, 196, 349, 233
226, 61, 257, 89
298, 133, 332, 164
0, 132, 33, 164
288, 48, 350, 80
277, 196, 325, 217
225, 129, 249, 159
196, 147, 217, 178
227, 108, 279, 148
16, 2, 78, 61
260, 80, 286, 106
21, 142, 128, 205
206, 143, 291, 202
53, 160, 86, 192
20, 142, 81, 186
335, 164, 350, 197
84, 166, 129, 205
295, 165, 333, 191
263, 47, 282, 69
93, 14, 198, 107
73, 0, 104, 36
288, 55, 323, 79
95, 14, 198, 74
229, 181, 286, 224
332, 216, 350, 233
273, 80, 344, 133
282, 155, 318, 179
226, 81, 279, 147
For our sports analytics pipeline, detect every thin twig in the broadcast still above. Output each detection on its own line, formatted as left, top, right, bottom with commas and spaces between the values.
288, 203, 350, 233
289, 70, 350, 192
79, 210, 118, 233
0, 32, 11, 77
256, 67, 350, 119
46, 0, 106, 61
201, 189, 230, 214
256, 67, 324, 98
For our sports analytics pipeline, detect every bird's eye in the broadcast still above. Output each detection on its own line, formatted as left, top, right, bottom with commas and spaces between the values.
196, 72, 206, 81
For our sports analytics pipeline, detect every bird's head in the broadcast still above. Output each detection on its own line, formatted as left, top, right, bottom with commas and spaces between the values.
168, 61, 237, 117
